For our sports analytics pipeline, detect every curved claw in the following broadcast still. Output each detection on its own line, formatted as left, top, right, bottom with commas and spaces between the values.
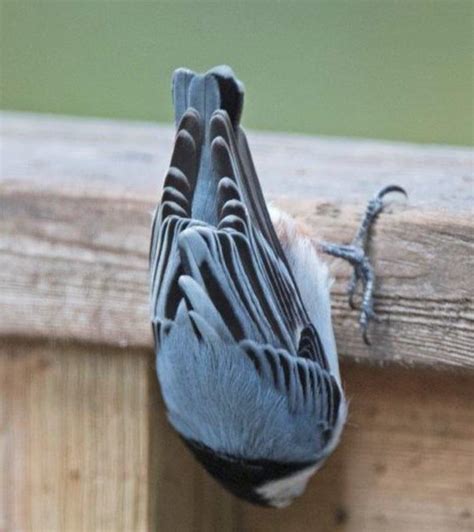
360, 308, 380, 345
362, 328, 371, 346
347, 271, 359, 309
363, 184, 408, 231
375, 184, 408, 201
361, 318, 374, 345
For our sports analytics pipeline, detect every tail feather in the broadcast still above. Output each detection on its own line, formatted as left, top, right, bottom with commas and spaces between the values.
165, 65, 292, 272
171, 66, 244, 225
172, 66, 244, 128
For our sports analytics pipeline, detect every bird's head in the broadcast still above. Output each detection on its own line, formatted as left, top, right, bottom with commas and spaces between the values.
183, 437, 320, 508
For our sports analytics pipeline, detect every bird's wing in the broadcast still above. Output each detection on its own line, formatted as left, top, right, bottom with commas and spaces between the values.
152, 215, 342, 429
150, 102, 343, 438
151, 106, 334, 366
209, 110, 291, 270
240, 339, 342, 434
150, 108, 202, 343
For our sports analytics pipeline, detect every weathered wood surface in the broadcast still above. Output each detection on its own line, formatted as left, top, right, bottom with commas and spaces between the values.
152, 361, 474, 532
1, 112, 473, 368
2, 343, 473, 532
1, 341, 150, 531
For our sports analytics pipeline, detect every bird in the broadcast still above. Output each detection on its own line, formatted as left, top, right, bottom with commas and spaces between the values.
149, 65, 405, 507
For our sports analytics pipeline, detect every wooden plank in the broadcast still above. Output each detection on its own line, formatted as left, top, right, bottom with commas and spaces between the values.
237, 361, 474, 532
148, 362, 240, 532
2, 112, 471, 207
2, 346, 473, 531
0, 341, 150, 531
1, 112, 473, 368
148, 361, 474, 532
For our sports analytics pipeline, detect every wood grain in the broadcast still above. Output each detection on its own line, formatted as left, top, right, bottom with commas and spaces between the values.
1, 112, 472, 368
150, 359, 474, 532
2, 113, 473, 532
149, 367, 240, 532
2, 112, 472, 209
2, 345, 473, 532
238, 361, 474, 532
0, 341, 150, 531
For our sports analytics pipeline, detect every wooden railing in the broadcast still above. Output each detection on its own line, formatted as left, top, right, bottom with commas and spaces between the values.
1, 112, 473, 531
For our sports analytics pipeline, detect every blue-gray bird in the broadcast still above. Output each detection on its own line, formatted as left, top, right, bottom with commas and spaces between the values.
150, 66, 405, 507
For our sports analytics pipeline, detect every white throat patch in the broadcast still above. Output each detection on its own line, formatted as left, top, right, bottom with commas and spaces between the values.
256, 464, 319, 508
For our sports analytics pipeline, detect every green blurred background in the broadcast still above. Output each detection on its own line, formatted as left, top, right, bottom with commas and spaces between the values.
1, 0, 472, 145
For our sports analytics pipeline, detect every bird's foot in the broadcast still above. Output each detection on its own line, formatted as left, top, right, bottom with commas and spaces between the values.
320, 185, 407, 345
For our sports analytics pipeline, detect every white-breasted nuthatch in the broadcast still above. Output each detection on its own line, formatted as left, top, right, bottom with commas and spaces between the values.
150, 66, 405, 507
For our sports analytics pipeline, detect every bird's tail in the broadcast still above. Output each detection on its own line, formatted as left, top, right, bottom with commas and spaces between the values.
170, 66, 288, 266
172, 65, 244, 129
171, 66, 244, 225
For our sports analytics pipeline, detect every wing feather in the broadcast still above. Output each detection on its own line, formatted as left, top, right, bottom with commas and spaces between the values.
239, 340, 341, 424
150, 68, 344, 439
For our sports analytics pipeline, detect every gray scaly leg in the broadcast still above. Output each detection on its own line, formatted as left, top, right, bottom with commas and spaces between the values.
320, 185, 407, 345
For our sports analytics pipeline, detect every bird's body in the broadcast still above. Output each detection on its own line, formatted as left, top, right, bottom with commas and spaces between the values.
149, 66, 399, 507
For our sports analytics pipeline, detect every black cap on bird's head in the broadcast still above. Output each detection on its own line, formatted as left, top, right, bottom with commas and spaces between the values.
182, 437, 317, 507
